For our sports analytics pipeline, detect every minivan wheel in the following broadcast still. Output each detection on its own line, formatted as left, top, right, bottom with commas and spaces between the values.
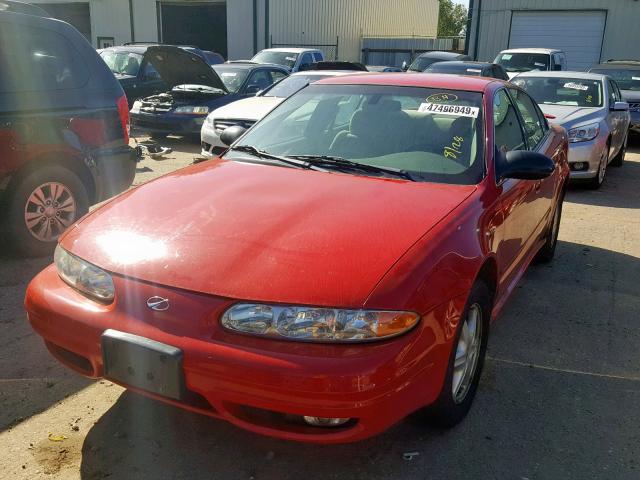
7, 166, 89, 257
425, 281, 491, 428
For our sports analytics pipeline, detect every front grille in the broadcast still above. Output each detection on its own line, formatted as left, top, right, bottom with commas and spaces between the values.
214, 119, 256, 134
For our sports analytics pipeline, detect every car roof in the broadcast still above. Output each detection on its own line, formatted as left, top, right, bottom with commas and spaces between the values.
429, 61, 495, 69
315, 73, 497, 92
259, 48, 321, 54
290, 71, 358, 77
499, 48, 561, 54
213, 62, 287, 71
417, 51, 462, 60
516, 71, 606, 81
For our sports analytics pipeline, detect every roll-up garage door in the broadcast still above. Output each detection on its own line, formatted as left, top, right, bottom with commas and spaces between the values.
34, 3, 91, 41
509, 11, 606, 71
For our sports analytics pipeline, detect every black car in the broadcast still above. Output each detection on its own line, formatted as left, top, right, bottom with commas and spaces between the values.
130, 48, 288, 140
589, 60, 640, 134
405, 51, 471, 72
0, 5, 136, 256
99, 43, 225, 106
424, 61, 510, 80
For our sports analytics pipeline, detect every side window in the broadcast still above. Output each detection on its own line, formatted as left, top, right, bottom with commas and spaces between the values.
0, 23, 88, 93
493, 89, 526, 156
508, 88, 545, 149
312, 52, 323, 63
608, 80, 621, 102
269, 69, 287, 85
299, 53, 313, 69
246, 70, 273, 91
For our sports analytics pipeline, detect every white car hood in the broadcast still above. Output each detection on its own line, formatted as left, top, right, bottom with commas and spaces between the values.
211, 96, 284, 121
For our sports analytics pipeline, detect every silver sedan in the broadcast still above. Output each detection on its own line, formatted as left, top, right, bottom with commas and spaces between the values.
513, 71, 630, 188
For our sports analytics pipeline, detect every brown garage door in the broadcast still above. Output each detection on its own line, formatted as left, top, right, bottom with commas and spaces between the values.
34, 3, 91, 41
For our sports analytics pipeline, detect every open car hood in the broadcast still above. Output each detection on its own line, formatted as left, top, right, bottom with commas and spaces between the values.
143, 46, 228, 92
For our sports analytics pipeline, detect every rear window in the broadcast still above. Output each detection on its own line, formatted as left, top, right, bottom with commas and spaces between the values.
495, 53, 550, 74
0, 22, 89, 93
212, 65, 250, 93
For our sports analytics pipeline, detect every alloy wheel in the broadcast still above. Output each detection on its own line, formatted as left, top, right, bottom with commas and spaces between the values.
24, 182, 77, 242
452, 304, 483, 404
597, 148, 608, 184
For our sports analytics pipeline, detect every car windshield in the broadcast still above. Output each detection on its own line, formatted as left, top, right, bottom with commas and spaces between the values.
264, 74, 332, 98
495, 53, 550, 73
590, 68, 640, 91
224, 84, 484, 185
408, 56, 449, 72
212, 66, 250, 93
513, 77, 603, 107
100, 51, 143, 76
252, 51, 299, 68
426, 64, 483, 76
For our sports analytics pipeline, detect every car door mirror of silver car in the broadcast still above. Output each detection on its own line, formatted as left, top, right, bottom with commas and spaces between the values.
499, 150, 555, 181
611, 101, 629, 111
220, 125, 248, 146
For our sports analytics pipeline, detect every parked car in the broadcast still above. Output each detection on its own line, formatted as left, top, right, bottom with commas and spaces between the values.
366, 65, 403, 73
251, 47, 324, 72
308, 61, 368, 72
589, 60, 640, 135
99, 43, 225, 106
404, 51, 471, 72
201, 70, 360, 157
495, 48, 566, 79
129, 47, 288, 139
26, 73, 569, 443
513, 71, 629, 188
0, 7, 135, 256
424, 61, 509, 80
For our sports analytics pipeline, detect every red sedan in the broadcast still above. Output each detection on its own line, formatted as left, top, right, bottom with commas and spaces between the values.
25, 74, 569, 443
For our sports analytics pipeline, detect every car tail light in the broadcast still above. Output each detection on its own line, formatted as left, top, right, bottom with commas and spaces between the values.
116, 94, 130, 144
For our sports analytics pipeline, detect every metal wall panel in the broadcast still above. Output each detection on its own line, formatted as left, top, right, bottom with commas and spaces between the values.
468, 0, 640, 66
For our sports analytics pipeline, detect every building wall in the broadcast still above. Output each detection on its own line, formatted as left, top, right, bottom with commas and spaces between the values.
467, 0, 640, 63
34, 0, 439, 61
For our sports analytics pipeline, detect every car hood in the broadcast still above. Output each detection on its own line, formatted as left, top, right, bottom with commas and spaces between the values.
143, 46, 228, 92
538, 104, 602, 126
61, 160, 476, 307
210, 96, 285, 121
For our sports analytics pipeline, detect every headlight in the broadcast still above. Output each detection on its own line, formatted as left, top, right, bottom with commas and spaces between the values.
221, 304, 420, 342
568, 122, 600, 143
54, 245, 115, 303
130, 100, 142, 114
174, 106, 210, 115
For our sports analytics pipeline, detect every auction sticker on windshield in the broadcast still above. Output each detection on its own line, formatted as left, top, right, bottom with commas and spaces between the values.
419, 103, 479, 118
564, 82, 589, 91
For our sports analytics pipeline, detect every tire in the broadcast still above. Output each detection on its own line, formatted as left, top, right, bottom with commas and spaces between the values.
535, 192, 564, 264
426, 281, 491, 428
610, 134, 627, 167
6, 165, 89, 257
587, 144, 609, 190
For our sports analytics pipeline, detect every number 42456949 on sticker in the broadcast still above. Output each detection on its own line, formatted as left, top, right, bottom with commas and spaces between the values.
419, 103, 479, 118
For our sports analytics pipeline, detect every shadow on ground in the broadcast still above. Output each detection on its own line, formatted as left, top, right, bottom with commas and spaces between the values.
0, 254, 92, 431
79, 240, 640, 479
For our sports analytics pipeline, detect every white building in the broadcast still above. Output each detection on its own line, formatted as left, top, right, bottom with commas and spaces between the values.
33, 0, 439, 61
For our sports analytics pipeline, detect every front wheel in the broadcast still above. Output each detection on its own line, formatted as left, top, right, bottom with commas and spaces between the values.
587, 145, 609, 189
426, 281, 491, 428
6, 166, 89, 257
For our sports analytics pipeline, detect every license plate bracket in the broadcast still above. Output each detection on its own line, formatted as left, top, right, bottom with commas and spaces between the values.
102, 329, 184, 400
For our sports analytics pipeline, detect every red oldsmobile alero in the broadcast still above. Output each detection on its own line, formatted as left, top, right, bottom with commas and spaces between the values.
25, 74, 569, 443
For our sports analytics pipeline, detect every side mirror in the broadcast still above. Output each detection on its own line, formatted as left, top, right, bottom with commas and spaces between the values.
499, 150, 555, 180
612, 101, 629, 111
220, 125, 247, 146
401, 61, 409, 71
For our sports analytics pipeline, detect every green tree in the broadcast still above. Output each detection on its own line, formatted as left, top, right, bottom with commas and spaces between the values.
438, 0, 468, 37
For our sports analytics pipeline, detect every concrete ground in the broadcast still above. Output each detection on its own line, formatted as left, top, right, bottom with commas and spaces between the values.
1, 137, 639, 479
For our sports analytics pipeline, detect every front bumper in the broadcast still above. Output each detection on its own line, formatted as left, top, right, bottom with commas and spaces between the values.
25, 266, 455, 444
131, 111, 206, 136
566, 136, 607, 180
200, 119, 226, 157
93, 145, 136, 202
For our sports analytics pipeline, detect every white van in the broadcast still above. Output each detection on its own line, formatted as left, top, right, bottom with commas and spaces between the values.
494, 48, 567, 79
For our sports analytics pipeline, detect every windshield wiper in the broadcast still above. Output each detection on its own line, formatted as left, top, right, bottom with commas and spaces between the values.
229, 145, 319, 170
287, 155, 418, 181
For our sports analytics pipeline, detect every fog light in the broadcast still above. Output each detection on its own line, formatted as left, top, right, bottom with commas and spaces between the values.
572, 162, 585, 171
303, 416, 351, 427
